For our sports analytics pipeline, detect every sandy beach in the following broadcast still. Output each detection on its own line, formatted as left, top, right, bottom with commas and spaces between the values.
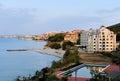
30, 48, 65, 58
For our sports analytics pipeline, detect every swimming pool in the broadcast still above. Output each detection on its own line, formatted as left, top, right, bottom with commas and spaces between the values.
60, 64, 108, 78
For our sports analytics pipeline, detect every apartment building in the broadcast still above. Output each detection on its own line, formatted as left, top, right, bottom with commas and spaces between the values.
81, 26, 116, 52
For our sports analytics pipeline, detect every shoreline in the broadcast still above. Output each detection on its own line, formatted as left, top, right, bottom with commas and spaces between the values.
7, 48, 65, 58
30, 48, 65, 58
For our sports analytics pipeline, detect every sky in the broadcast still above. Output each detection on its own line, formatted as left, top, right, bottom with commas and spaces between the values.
0, 0, 120, 35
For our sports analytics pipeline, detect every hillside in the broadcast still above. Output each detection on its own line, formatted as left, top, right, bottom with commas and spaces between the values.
107, 23, 120, 41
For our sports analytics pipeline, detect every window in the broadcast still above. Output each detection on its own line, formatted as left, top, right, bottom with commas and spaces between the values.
103, 42, 105, 44
106, 48, 109, 50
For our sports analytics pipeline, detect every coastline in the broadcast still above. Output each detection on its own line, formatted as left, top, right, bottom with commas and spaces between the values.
30, 48, 65, 58
7, 48, 65, 58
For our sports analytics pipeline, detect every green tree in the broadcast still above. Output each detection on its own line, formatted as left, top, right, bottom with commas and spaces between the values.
62, 41, 74, 50
107, 23, 120, 41
46, 42, 61, 49
47, 74, 59, 81
48, 33, 66, 42
77, 33, 81, 44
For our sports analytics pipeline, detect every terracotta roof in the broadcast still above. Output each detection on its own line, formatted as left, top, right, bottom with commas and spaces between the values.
53, 71, 63, 75
53, 71, 63, 79
68, 77, 90, 81
103, 65, 120, 73
54, 71, 90, 81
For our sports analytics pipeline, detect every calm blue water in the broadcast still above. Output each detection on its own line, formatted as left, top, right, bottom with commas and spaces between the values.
72, 67, 92, 78
0, 38, 60, 81
71, 66, 106, 78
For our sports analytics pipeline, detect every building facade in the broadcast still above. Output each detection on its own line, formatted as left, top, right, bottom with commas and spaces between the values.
64, 30, 84, 43
81, 26, 116, 52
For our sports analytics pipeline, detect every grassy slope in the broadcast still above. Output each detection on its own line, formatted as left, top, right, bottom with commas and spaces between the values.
107, 23, 120, 41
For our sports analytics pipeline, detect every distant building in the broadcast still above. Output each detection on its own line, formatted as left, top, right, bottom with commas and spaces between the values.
33, 32, 57, 40
64, 30, 84, 43
64, 33, 78, 43
80, 26, 116, 52
80, 31, 88, 46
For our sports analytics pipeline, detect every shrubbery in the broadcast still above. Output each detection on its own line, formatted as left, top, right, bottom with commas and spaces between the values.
15, 67, 68, 81
46, 42, 61, 49
107, 23, 120, 41
51, 46, 79, 69
46, 33, 67, 49
61, 40, 74, 50
48, 33, 66, 42
101, 52, 113, 57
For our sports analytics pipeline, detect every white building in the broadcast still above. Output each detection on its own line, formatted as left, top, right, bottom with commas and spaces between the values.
80, 26, 116, 52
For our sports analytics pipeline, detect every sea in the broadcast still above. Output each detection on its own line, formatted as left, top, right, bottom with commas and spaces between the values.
0, 38, 60, 81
